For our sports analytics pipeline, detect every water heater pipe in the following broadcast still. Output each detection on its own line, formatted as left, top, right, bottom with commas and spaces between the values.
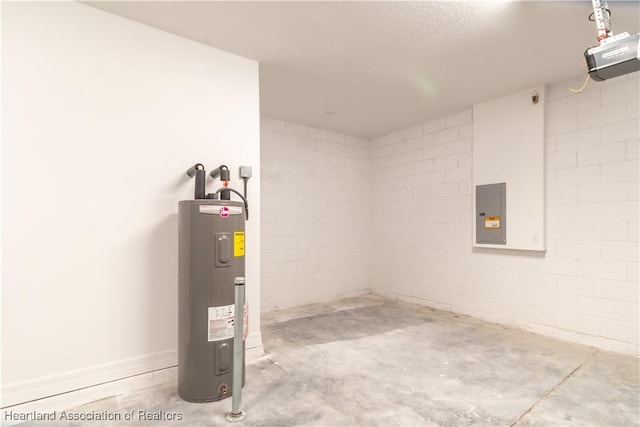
210, 165, 231, 200
185, 163, 206, 200
209, 164, 230, 181
225, 277, 246, 423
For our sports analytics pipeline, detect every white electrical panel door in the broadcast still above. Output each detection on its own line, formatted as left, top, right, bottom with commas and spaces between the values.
472, 85, 546, 251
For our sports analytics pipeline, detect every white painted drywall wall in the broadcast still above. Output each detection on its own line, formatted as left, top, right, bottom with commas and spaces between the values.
1, 2, 261, 406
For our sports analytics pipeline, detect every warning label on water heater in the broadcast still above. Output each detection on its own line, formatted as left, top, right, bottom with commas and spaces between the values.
208, 303, 249, 342
234, 232, 245, 257
208, 305, 234, 342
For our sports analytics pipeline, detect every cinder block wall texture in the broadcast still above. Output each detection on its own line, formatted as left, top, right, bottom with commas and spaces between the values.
260, 119, 371, 311
261, 72, 639, 354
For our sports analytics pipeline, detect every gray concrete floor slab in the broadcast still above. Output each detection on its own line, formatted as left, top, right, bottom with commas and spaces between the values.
10, 295, 639, 426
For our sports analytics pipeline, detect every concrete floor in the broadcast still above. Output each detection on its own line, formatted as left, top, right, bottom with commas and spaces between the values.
12, 295, 640, 426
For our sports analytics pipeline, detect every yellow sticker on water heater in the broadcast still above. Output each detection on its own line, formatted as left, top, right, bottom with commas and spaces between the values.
234, 232, 245, 257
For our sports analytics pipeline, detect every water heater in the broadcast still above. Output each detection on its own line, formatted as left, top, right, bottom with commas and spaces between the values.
178, 165, 247, 402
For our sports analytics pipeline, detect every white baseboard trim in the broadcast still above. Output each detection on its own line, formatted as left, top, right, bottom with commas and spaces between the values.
245, 331, 264, 360
1, 367, 178, 427
2, 332, 264, 411
1, 350, 178, 409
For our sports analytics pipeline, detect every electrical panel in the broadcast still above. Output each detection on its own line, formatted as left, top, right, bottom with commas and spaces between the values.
475, 183, 506, 245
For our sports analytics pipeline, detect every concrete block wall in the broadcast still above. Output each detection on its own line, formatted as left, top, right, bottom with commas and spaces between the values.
370, 72, 639, 354
261, 118, 370, 311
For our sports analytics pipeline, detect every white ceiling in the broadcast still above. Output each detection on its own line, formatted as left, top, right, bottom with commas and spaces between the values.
86, 1, 640, 138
